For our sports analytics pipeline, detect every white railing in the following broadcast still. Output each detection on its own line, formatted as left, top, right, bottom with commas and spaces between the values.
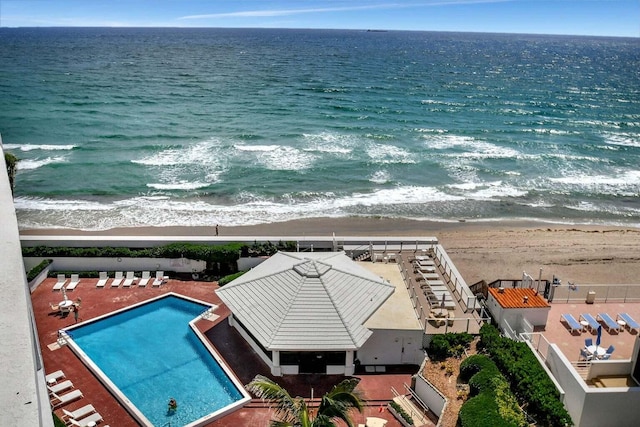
550, 283, 640, 303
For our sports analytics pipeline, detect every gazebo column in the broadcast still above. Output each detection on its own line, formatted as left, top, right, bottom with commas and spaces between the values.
271, 350, 282, 376
345, 350, 355, 376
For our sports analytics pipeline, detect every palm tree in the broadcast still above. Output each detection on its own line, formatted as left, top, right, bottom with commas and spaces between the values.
246, 374, 364, 427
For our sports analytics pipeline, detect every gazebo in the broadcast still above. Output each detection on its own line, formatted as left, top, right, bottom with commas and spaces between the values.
216, 251, 395, 376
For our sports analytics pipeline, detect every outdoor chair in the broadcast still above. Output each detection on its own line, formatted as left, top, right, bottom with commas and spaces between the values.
601, 345, 615, 360
579, 348, 593, 361
584, 338, 593, 348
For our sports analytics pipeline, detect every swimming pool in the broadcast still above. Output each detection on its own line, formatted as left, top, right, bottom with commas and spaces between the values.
64, 294, 250, 427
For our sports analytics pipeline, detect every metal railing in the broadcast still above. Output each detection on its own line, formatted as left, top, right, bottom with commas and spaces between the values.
550, 283, 640, 303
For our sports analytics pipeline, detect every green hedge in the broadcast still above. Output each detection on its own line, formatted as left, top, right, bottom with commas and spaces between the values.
479, 324, 573, 426
26, 258, 53, 282
218, 271, 247, 286
428, 332, 474, 360
458, 354, 527, 427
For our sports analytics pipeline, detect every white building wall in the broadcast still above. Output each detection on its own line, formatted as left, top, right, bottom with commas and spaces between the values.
24, 257, 206, 274
413, 373, 447, 418
545, 343, 640, 427
357, 329, 424, 366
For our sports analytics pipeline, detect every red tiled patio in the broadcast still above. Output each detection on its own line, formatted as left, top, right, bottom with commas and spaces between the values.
32, 277, 416, 426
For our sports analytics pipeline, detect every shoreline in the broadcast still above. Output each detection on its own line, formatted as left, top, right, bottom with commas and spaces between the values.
19, 217, 640, 286
18, 216, 638, 237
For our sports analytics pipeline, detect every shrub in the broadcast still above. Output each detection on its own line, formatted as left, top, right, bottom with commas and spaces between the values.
428, 332, 473, 360
479, 324, 573, 426
26, 259, 53, 282
460, 354, 496, 383
458, 354, 527, 427
389, 400, 414, 426
218, 271, 247, 286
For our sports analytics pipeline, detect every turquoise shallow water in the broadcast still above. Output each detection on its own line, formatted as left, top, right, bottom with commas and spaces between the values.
70, 296, 244, 426
1, 28, 639, 229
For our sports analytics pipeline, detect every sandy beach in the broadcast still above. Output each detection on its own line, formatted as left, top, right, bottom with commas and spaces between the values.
20, 217, 640, 286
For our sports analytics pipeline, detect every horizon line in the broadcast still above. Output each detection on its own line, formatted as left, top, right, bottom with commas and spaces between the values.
0, 25, 637, 39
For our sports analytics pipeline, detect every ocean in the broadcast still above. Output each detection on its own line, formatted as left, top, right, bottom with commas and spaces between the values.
1, 28, 639, 230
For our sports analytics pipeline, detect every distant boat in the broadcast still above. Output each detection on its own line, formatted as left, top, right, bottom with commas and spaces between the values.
366, 29, 388, 33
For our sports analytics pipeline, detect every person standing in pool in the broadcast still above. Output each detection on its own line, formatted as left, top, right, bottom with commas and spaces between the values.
168, 398, 177, 412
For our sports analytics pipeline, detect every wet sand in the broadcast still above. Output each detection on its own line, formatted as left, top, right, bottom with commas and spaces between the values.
20, 217, 640, 285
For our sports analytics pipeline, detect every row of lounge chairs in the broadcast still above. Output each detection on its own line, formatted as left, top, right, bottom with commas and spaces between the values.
53, 274, 81, 291
46, 369, 107, 426
96, 271, 165, 288
561, 312, 639, 335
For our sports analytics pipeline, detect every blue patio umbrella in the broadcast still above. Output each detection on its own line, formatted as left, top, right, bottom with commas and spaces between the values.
596, 325, 602, 347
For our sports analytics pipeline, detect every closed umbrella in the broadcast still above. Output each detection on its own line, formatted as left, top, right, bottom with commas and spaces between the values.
596, 325, 602, 347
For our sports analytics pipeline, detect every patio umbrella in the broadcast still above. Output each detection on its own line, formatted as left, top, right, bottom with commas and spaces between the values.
596, 325, 602, 347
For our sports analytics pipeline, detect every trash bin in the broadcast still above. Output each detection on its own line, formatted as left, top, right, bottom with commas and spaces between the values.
586, 291, 596, 304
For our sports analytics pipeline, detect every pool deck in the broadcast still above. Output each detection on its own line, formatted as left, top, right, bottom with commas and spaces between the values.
32, 277, 412, 427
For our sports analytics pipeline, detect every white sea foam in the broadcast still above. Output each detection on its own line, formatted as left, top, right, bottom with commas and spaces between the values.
602, 132, 640, 148
302, 132, 355, 154
14, 185, 462, 230
366, 144, 415, 164
14, 197, 114, 211
133, 138, 226, 167
369, 170, 391, 184
236, 144, 316, 170
424, 134, 477, 150
3, 144, 76, 151
448, 181, 527, 200
18, 156, 67, 170
147, 182, 210, 190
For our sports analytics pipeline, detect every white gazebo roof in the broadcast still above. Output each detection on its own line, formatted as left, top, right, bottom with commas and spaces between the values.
216, 251, 395, 351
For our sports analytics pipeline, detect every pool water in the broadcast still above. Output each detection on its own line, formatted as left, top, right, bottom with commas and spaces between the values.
69, 295, 245, 426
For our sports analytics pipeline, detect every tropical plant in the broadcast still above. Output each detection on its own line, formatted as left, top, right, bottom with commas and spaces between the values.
4, 151, 18, 194
246, 374, 364, 427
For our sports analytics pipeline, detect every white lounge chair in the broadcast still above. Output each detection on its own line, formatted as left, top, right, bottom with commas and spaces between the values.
45, 369, 65, 384
138, 271, 150, 287
67, 411, 103, 427
152, 271, 164, 287
122, 271, 135, 287
53, 274, 67, 291
111, 271, 123, 288
61, 404, 96, 423
96, 271, 108, 288
50, 389, 83, 408
47, 379, 74, 395
66, 274, 80, 291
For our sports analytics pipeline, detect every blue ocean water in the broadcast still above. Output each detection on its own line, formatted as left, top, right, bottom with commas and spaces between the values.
70, 296, 244, 426
1, 28, 639, 229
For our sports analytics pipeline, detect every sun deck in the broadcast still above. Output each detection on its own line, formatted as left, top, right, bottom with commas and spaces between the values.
32, 276, 418, 426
